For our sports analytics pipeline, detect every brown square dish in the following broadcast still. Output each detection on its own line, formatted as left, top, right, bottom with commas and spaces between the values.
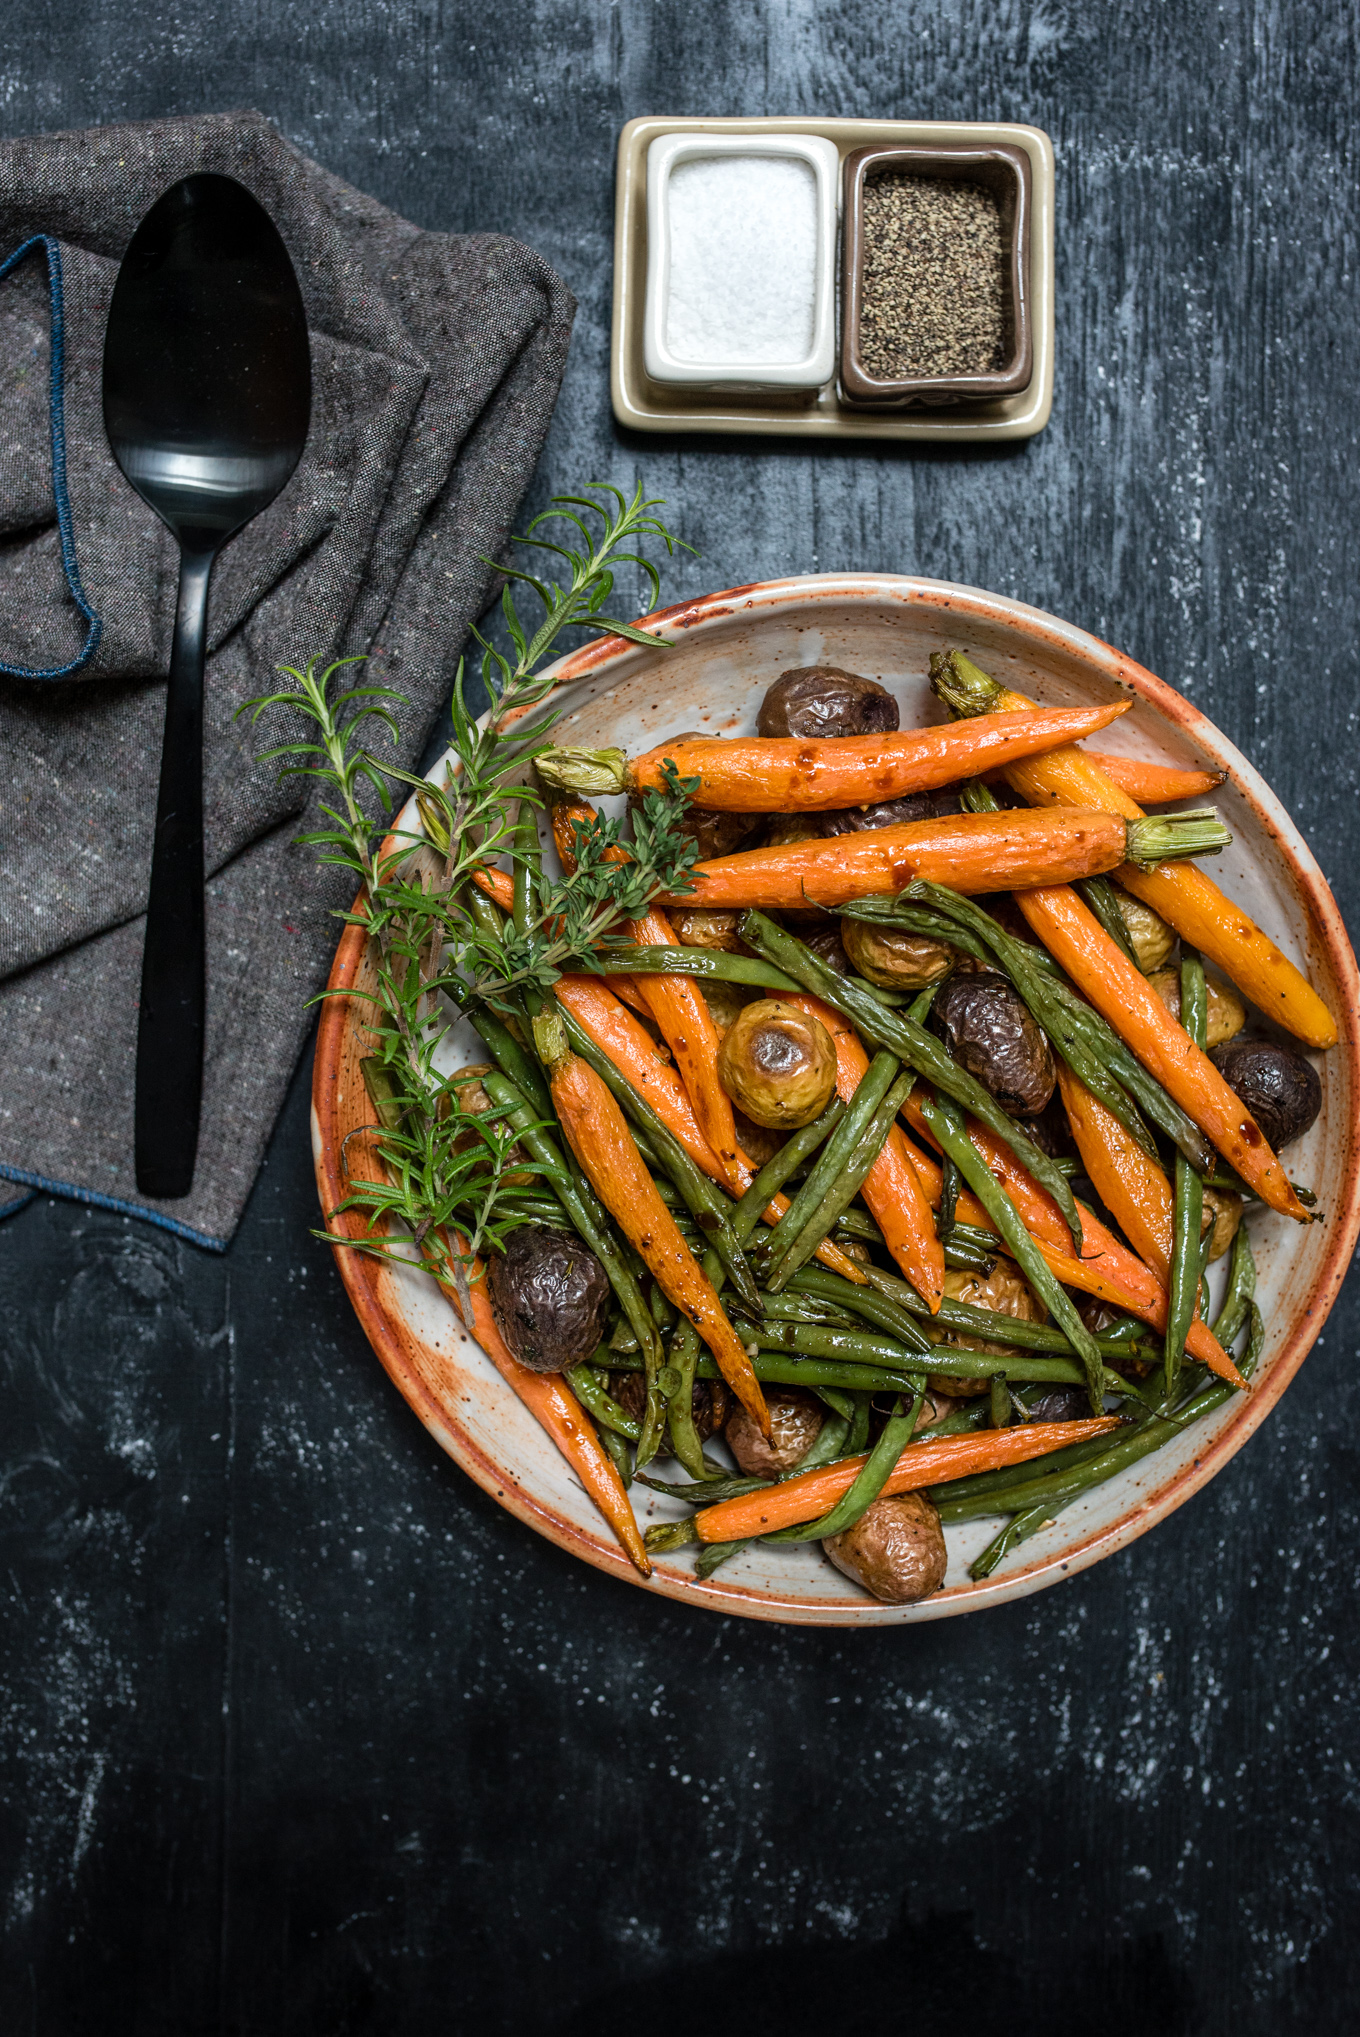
840, 143, 1033, 408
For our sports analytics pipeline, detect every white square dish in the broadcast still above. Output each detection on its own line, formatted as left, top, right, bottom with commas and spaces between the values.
613, 117, 1056, 442
642, 131, 840, 393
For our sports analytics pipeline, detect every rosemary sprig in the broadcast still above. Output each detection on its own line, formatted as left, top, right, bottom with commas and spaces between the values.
244, 482, 695, 1318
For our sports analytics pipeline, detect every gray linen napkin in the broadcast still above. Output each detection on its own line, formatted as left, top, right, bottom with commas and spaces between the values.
0, 110, 573, 1244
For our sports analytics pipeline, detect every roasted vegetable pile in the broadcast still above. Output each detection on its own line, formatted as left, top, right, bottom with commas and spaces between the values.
262, 494, 1330, 1606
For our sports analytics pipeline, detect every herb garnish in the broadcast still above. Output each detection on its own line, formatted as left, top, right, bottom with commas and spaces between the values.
243, 483, 695, 1320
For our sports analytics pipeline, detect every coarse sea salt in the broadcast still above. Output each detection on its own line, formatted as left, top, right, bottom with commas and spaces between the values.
664, 154, 818, 366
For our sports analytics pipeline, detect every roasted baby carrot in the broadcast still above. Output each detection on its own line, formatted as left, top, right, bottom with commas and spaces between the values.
897, 1088, 1247, 1386
551, 796, 741, 1174
782, 990, 944, 1311
463, 1254, 651, 1575
1015, 884, 1309, 1220
657, 807, 1227, 912
552, 972, 864, 1284
693, 1418, 1122, 1541
932, 650, 1337, 1049
1077, 752, 1226, 803
540, 702, 1133, 812
979, 752, 1224, 803
536, 1014, 769, 1433
1057, 1063, 1175, 1280
552, 974, 718, 1172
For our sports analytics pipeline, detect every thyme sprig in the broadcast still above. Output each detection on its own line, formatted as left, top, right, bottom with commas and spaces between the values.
242, 482, 694, 1319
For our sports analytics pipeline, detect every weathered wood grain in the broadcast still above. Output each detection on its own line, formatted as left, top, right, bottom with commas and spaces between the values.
0, 3, 1356, 2032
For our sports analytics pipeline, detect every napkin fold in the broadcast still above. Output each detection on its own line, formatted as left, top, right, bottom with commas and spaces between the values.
0, 110, 574, 1243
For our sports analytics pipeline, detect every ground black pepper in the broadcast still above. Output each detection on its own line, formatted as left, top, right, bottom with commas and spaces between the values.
858, 173, 1006, 381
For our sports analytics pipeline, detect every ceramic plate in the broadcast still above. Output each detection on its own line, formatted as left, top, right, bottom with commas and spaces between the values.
311, 575, 1360, 1625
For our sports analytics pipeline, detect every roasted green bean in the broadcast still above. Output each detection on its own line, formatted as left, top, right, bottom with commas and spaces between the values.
915, 1088, 1107, 1407
730, 1097, 847, 1242
767, 1382, 927, 1544
755, 1052, 899, 1280
763, 1069, 917, 1291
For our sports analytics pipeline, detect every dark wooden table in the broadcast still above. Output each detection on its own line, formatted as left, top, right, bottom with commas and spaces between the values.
2, 7, 1356, 2032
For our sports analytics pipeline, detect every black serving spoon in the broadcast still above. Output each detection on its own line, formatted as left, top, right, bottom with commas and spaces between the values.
103, 174, 310, 1199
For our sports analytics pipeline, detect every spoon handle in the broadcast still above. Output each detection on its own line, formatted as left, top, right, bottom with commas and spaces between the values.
135, 547, 215, 1199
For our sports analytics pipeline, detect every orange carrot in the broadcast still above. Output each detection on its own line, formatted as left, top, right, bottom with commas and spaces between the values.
1015, 884, 1309, 1220
553, 974, 719, 1173
782, 991, 944, 1311
1056, 1064, 1175, 1281
474, 864, 516, 914
897, 1089, 1247, 1386
952, 667, 1337, 1049
615, 702, 1132, 811
1077, 751, 1225, 803
551, 797, 741, 1174
541, 1029, 769, 1433
1054, 1066, 1245, 1381
694, 1418, 1122, 1541
658, 808, 1138, 911
462, 1253, 650, 1574
608, 974, 657, 1021
552, 974, 865, 1284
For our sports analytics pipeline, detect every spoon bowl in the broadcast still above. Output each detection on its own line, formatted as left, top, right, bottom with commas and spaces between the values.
103, 172, 310, 1198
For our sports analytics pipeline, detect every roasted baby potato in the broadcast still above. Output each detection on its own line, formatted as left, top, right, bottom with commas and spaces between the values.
488, 1228, 611, 1372
824, 1492, 948, 1604
670, 907, 750, 953
930, 970, 1057, 1118
1114, 888, 1176, 973
1148, 966, 1247, 1049
819, 787, 962, 835
717, 998, 838, 1130
726, 1387, 825, 1477
610, 1369, 731, 1448
840, 916, 958, 990
757, 665, 899, 740
1210, 1038, 1322, 1150
1200, 1185, 1244, 1262
929, 1262, 1046, 1396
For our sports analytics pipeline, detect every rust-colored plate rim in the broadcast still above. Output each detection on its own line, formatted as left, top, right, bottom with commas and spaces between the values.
312, 573, 1360, 1625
